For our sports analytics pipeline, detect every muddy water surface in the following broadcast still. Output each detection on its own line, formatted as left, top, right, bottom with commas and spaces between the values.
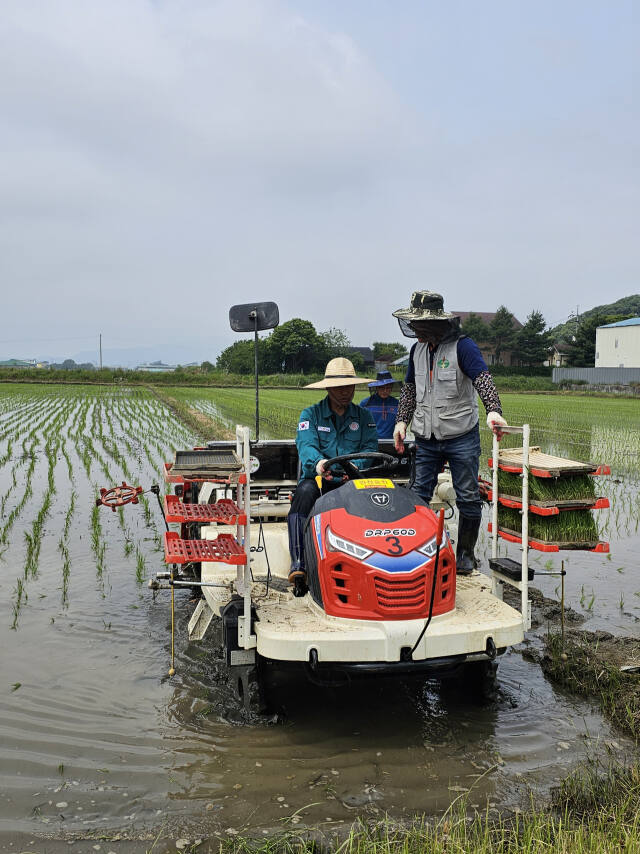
0, 387, 638, 847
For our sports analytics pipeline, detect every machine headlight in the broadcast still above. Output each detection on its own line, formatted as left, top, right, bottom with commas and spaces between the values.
417, 536, 438, 558
326, 527, 372, 561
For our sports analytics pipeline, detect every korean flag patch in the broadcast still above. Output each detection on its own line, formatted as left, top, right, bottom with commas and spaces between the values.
298, 420, 310, 431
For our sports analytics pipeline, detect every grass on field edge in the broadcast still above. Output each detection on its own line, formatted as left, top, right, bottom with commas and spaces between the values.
541, 631, 640, 741
149, 386, 235, 442
3, 375, 640, 400
3, 367, 639, 396
203, 759, 640, 853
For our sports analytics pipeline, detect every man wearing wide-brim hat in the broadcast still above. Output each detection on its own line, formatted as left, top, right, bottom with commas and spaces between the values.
359, 370, 399, 439
392, 291, 507, 575
287, 357, 378, 587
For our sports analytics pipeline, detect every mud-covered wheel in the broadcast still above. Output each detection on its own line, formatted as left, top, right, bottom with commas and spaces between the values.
235, 659, 269, 715
463, 659, 499, 703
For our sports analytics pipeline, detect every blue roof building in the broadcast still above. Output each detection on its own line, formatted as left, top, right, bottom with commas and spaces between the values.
596, 317, 640, 367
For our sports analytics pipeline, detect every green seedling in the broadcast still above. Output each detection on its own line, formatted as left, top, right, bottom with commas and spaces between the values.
498, 507, 599, 543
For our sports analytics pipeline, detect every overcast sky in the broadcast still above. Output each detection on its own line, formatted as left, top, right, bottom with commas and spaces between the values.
1, 0, 637, 365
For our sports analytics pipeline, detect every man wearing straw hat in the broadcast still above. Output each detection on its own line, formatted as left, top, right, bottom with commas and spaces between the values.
359, 370, 399, 439
288, 357, 377, 587
392, 291, 507, 575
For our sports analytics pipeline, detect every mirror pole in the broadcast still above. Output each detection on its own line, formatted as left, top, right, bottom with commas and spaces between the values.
250, 310, 259, 442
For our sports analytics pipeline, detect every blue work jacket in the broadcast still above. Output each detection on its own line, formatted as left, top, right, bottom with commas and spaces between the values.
296, 396, 378, 480
359, 393, 399, 439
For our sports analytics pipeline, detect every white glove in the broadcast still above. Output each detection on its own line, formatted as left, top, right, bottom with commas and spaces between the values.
486, 412, 507, 439
393, 422, 406, 452
315, 459, 329, 476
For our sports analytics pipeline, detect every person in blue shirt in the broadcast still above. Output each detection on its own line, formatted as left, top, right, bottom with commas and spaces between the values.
288, 357, 378, 587
359, 370, 399, 439
391, 291, 507, 575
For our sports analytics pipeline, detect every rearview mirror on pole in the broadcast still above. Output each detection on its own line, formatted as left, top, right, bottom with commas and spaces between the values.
229, 302, 279, 333
229, 302, 279, 442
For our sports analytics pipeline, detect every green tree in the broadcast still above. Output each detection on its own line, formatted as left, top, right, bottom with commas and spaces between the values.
568, 313, 632, 366
461, 313, 489, 342
515, 310, 550, 366
347, 350, 365, 371
216, 340, 258, 374
489, 306, 516, 364
568, 314, 604, 366
200, 360, 215, 372
319, 328, 353, 361
267, 318, 324, 373
372, 341, 408, 361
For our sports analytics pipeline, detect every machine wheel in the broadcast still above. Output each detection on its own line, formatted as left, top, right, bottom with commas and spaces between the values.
463, 659, 499, 704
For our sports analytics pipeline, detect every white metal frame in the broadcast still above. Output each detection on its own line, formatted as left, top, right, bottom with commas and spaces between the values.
490, 423, 531, 630
235, 425, 256, 650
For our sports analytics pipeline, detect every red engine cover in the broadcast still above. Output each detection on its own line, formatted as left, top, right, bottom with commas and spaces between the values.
310, 506, 456, 621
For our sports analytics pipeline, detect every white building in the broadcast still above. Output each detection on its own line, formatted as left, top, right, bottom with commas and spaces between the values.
595, 317, 640, 367
136, 361, 177, 372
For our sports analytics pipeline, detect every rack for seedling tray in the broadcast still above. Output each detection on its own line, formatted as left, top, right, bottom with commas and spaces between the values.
488, 429, 610, 630
157, 428, 257, 672
488, 424, 532, 629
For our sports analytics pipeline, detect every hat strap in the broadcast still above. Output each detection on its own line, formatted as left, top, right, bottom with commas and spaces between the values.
325, 374, 356, 379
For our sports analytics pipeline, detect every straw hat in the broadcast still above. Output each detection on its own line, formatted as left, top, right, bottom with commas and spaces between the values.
392, 290, 455, 322
304, 357, 371, 389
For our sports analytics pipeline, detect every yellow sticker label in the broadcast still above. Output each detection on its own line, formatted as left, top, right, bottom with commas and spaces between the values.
354, 478, 395, 489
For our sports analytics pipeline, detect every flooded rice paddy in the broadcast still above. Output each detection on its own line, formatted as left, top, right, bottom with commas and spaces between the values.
0, 384, 638, 846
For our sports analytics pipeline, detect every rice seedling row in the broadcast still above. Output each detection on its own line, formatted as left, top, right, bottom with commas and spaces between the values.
0, 384, 197, 628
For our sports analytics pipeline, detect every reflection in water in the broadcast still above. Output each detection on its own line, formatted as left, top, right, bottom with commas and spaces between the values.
160, 607, 628, 832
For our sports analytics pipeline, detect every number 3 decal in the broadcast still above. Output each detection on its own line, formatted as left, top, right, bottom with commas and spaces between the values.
385, 535, 402, 555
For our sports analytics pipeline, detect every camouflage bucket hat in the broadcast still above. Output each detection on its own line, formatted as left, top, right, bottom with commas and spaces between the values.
392, 290, 455, 322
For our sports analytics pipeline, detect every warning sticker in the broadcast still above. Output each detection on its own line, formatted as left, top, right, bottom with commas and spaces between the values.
354, 478, 395, 489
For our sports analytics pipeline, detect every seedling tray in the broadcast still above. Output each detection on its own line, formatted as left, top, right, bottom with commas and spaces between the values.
489, 448, 611, 478
164, 462, 246, 485
488, 523, 609, 553
487, 490, 609, 516
173, 449, 242, 472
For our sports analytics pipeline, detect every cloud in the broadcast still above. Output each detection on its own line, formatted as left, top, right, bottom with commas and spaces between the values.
1, 0, 424, 358
1, 1, 637, 362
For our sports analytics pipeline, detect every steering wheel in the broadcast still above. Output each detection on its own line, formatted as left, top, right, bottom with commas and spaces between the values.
322, 452, 398, 481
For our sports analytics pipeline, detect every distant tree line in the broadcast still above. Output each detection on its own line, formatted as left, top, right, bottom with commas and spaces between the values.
212, 307, 570, 375
460, 305, 636, 367
50, 359, 96, 370
461, 307, 550, 366
214, 319, 408, 375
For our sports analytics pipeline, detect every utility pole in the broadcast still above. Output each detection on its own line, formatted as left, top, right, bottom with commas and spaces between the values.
99, 333, 102, 370
567, 305, 580, 332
